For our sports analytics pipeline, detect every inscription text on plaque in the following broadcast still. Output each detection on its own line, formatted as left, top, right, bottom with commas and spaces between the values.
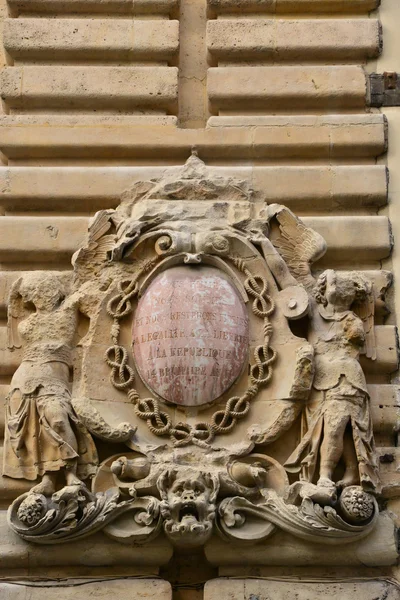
132, 266, 249, 407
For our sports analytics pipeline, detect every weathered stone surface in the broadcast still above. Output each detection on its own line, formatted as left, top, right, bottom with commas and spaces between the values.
304, 216, 391, 263
133, 266, 249, 407
4, 18, 179, 61
0, 66, 178, 112
377, 447, 400, 498
208, 66, 367, 112
0, 510, 173, 568
0, 165, 387, 213
0, 0, 398, 580
207, 0, 378, 14
0, 580, 172, 600
204, 578, 400, 600
205, 513, 398, 566
0, 115, 386, 160
369, 385, 400, 438
207, 19, 380, 61
0, 215, 390, 264
0, 155, 395, 565
7, 0, 178, 14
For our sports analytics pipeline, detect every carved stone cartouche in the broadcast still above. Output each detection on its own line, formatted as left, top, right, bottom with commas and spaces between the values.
3, 155, 383, 549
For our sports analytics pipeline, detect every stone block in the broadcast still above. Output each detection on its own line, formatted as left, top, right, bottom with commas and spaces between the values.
207, 0, 378, 14
7, 0, 178, 14
363, 327, 398, 375
204, 578, 400, 600
0, 510, 173, 569
369, 385, 400, 437
207, 115, 386, 160
377, 447, 400, 498
0, 66, 179, 112
0, 216, 88, 263
0, 580, 172, 600
205, 513, 398, 566
4, 18, 179, 61
0, 165, 387, 213
304, 216, 391, 263
0, 115, 386, 160
208, 66, 367, 112
207, 19, 380, 61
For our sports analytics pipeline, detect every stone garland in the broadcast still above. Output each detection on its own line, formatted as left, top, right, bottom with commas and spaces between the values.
104, 251, 277, 447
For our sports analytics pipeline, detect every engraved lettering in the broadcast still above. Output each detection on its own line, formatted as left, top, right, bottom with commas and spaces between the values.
132, 267, 249, 407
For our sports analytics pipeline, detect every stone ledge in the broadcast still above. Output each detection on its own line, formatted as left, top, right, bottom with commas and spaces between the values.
0, 580, 172, 600
0, 115, 386, 159
204, 578, 400, 600
207, 0, 378, 14
4, 19, 179, 62
7, 0, 179, 15
204, 513, 398, 566
0, 165, 387, 213
0, 510, 173, 568
207, 19, 380, 61
0, 66, 179, 112
307, 215, 391, 263
208, 66, 367, 111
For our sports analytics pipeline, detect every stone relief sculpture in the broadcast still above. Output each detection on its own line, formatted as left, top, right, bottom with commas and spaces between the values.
285, 269, 379, 503
4, 272, 98, 496
249, 206, 380, 503
2, 154, 386, 549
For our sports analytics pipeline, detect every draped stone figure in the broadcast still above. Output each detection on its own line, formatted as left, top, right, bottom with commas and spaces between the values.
3, 272, 98, 497
251, 206, 381, 501
285, 269, 380, 498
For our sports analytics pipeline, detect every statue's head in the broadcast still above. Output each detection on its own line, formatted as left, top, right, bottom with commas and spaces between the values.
18, 272, 67, 312
315, 269, 370, 311
158, 469, 219, 548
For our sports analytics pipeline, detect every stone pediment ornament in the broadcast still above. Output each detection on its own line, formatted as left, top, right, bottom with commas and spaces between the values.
4, 154, 383, 549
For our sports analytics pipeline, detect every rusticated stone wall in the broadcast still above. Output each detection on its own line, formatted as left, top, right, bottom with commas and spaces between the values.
0, 0, 399, 597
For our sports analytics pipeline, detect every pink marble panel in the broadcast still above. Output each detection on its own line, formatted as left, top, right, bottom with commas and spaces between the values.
132, 266, 249, 407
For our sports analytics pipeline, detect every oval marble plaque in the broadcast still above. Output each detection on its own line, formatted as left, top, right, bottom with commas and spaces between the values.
132, 265, 249, 407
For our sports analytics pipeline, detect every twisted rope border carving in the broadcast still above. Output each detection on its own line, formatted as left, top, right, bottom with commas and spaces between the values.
105, 255, 277, 447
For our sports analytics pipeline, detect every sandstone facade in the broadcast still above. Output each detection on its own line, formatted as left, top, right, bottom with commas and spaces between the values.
0, 0, 399, 598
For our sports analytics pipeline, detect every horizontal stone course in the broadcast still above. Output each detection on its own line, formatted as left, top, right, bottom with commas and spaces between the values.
207, 19, 380, 61
204, 579, 400, 600
4, 18, 179, 62
0, 507, 173, 566
0, 580, 173, 600
208, 66, 367, 111
7, 0, 178, 14
0, 215, 390, 263
0, 165, 387, 213
0, 115, 386, 159
0, 66, 179, 112
207, 0, 377, 13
